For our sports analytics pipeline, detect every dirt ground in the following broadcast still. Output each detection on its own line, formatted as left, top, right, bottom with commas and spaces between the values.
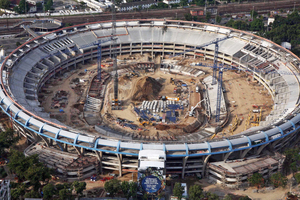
107, 68, 200, 137
38, 54, 273, 139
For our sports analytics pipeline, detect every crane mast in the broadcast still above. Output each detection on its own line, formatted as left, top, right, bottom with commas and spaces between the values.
111, 0, 119, 108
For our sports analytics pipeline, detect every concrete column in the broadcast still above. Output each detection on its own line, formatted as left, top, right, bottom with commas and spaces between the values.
256, 143, 268, 155
140, 43, 143, 55
80, 147, 85, 155
240, 148, 252, 158
151, 42, 154, 58
130, 43, 132, 56
39, 135, 50, 147
94, 151, 103, 174
119, 43, 122, 56
223, 152, 233, 162
181, 156, 188, 179
63, 143, 68, 151
117, 154, 122, 177
202, 155, 211, 177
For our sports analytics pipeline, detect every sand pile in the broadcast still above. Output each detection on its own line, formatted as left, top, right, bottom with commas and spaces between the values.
132, 76, 162, 101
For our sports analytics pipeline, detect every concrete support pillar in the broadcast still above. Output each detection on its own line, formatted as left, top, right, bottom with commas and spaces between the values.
49, 138, 53, 146
271, 139, 282, 150
39, 135, 50, 147
223, 152, 233, 162
151, 42, 154, 58
119, 43, 122, 56
141, 43, 143, 55
117, 154, 122, 177
130, 43, 132, 55
240, 148, 252, 158
256, 143, 268, 155
202, 155, 211, 177
63, 143, 68, 151
181, 156, 188, 179
80, 147, 84, 155
94, 151, 103, 174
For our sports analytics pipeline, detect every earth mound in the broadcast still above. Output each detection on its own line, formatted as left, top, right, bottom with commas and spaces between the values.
132, 76, 162, 101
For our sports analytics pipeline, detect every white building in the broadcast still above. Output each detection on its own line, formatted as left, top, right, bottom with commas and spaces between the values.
163, 0, 180, 4
119, 0, 157, 12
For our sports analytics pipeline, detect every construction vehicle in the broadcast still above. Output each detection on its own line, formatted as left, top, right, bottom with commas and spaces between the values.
189, 78, 196, 84
170, 78, 175, 85
130, 71, 139, 77
112, 99, 121, 106
139, 121, 153, 126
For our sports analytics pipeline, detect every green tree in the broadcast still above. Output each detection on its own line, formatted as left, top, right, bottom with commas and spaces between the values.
11, 184, 27, 200
284, 147, 300, 175
239, 196, 251, 200
129, 182, 138, 199
248, 173, 265, 189
216, 15, 222, 24
59, 188, 73, 200
104, 179, 120, 197
24, 190, 40, 198
188, 184, 204, 200
14, 0, 29, 14
180, 0, 188, 6
44, 0, 53, 11
8, 150, 51, 191
250, 10, 258, 19
206, 192, 219, 200
184, 13, 192, 21
0, 0, 10, 9
173, 182, 184, 200
0, 128, 19, 155
294, 173, 300, 184
206, 12, 212, 22
73, 181, 86, 196
43, 183, 56, 200
270, 172, 288, 188
224, 194, 233, 200
121, 181, 131, 200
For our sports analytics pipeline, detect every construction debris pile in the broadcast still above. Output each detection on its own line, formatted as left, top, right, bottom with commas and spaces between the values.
25, 143, 99, 181
132, 76, 162, 101
51, 90, 69, 109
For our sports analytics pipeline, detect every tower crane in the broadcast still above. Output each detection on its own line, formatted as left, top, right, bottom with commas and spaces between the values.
170, 35, 231, 122
111, 0, 120, 108
80, 37, 112, 82
172, 35, 230, 85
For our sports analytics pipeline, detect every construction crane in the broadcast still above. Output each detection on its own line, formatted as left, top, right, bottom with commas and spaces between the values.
111, 0, 120, 108
80, 37, 112, 82
172, 36, 230, 84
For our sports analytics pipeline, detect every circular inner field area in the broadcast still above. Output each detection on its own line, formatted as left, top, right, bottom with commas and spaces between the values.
38, 54, 273, 141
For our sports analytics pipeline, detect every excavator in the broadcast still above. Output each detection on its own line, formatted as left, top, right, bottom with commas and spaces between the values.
137, 117, 153, 126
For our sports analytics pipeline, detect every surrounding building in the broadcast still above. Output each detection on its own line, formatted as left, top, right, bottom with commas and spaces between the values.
0, 180, 10, 200
118, 0, 157, 12
207, 153, 285, 188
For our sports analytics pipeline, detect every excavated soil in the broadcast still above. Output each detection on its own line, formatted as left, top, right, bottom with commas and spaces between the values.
131, 76, 162, 101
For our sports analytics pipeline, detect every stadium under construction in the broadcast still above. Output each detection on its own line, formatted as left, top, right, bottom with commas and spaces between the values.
0, 19, 299, 188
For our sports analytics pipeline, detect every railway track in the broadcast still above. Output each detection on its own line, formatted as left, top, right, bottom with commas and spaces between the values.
0, 0, 299, 33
